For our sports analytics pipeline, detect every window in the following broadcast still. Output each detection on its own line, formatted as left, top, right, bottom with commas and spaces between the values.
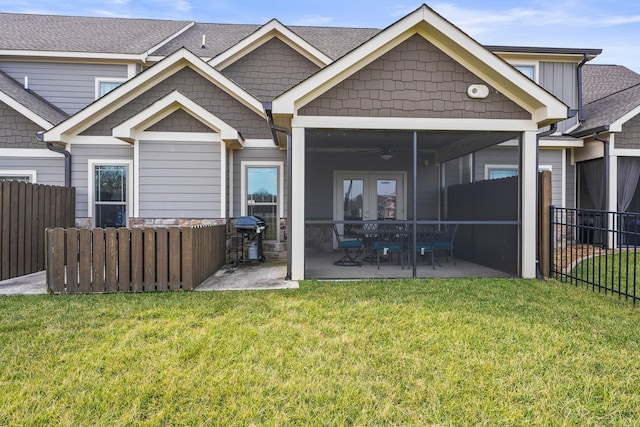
242, 162, 283, 240
485, 164, 552, 180
514, 65, 535, 81
0, 170, 36, 183
89, 161, 132, 228
95, 78, 126, 98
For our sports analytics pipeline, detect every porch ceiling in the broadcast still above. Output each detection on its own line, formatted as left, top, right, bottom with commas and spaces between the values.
306, 129, 520, 163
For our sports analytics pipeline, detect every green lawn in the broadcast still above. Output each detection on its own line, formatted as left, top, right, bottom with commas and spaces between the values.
1, 279, 639, 426
570, 252, 640, 301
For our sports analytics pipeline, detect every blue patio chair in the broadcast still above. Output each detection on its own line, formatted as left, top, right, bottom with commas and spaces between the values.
434, 224, 458, 264
415, 224, 437, 269
333, 224, 363, 266
372, 224, 408, 270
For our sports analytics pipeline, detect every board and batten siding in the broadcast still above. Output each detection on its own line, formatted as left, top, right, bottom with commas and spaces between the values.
0, 156, 65, 185
539, 62, 578, 134
0, 61, 128, 115
232, 147, 287, 217
70, 143, 134, 218
138, 139, 221, 218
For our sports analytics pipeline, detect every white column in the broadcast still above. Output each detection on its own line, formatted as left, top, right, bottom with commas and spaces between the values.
521, 131, 537, 278
220, 142, 227, 219
608, 154, 618, 249
290, 126, 305, 280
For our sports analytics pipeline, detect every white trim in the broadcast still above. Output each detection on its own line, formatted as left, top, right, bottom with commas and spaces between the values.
44, 48, 265, 142
291, 116, 539, 132
220, 143, 227, 219
290, 127, 305, 280
0, 91, 54, 129
112, 90, 243, 145
134, 131, 219, 142
240, 160, 285, 218
87, 159, 134, 226
610, 105, 640, 132
210, 19, 332, 69
95, 77, 127, 99
612, 149, 640, 157
127, 63, 137, 79
272, 5, 567, 125
64, 136, 133, 146
521, 131, 537, 278
0, 148, 64, 158
0, 50, 146, 61
0, 170, 37, 183
484, 163, 552, 180
508, 61, 539, 83
228, 149, 234, 218
561, 148, 567, 208
243, 139, 279, 148
538, 138, 584, 148
134, 142, 140, 217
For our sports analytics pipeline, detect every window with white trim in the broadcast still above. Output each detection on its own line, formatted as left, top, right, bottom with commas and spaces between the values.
95, 78, 126, 98
89, 160, 132, 228
241, 161, 283, 241
514, 65, 536, 81
0, 170, 36, 183
485, 164, 552, 180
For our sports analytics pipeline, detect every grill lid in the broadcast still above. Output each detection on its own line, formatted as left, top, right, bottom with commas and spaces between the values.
235, 215, 267, 230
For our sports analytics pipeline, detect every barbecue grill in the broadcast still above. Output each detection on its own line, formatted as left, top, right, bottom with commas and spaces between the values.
235, 215, 267, 262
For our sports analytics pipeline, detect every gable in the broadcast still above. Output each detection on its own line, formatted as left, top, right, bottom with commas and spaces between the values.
616, 113, 640, 149
0, 100, 46, 148
299, 35, 530, 120
80, 67, 271, 139
146, 108, 213, 133
221, 37, 320, 102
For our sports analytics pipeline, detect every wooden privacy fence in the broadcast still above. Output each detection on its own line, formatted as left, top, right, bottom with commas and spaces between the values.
1, 180, 75, 281
46, 225, 226, 294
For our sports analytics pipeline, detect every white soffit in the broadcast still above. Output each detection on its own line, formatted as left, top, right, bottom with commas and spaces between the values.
272, 5, 567, 125
209, 19, 332, 69
44, 48, 264, 142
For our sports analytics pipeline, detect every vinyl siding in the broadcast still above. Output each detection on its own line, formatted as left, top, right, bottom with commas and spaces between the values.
0, 61, 128, 114
138, 139, 221, 218
0, 156, 65, 185
473, 146, 564, 206
70, 143, 134, 218
539, 62, 578, 133
232, 147, 287, 217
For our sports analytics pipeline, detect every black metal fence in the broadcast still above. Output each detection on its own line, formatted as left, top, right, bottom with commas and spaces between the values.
551, 206, 639, 304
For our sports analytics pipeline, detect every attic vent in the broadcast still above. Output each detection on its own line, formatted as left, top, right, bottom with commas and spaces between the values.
201, 34, 206, 49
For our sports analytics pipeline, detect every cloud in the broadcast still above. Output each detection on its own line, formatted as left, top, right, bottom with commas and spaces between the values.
290, 15, 333, 26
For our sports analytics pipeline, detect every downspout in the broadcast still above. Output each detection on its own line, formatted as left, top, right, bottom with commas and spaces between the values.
577, 54, 589, 123
263, 102, 292, 280
535, 123, 557, 279
38, 131, 71, 188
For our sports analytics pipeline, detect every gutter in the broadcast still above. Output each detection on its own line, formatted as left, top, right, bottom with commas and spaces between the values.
38, 131, 71, 188
577, 54, 589, 122
263, 102, 293, 281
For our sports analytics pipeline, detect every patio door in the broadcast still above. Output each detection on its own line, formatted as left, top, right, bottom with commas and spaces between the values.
334, 171, 406, 233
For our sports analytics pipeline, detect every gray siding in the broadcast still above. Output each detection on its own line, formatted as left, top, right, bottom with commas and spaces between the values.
474, 146, 564, 206
616, 114, 640, 149
222, 37, 320, 102
0, 61, 128, 114
70, 143, 134, 218
232, 147, 287, 217
146, 109, 213, 133
0, 101, 46, 148
81, 67, 271, 139
139, 139, 221, 218
0, 156, 65, 185
539, 62, 578, 133
300, 34, 530, 120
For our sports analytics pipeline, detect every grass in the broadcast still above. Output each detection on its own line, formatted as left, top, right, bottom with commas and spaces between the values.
1, 279, 639, 426
570, 252, 640, 302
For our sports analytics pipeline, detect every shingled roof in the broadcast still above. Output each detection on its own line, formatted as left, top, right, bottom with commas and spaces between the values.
571, 65, 640, 136
0, 69, 68, 125
0, 13, 191, 54
583, 64, 640, 104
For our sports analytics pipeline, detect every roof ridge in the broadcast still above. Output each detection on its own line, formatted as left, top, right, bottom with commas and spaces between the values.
585, 81, 640, 105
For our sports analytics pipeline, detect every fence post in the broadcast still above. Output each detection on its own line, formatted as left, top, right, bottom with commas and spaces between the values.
538, 171, 552, 277
46, 228, 65, 293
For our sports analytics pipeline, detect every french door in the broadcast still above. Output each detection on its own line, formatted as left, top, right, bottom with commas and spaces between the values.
334, 171, 406, 233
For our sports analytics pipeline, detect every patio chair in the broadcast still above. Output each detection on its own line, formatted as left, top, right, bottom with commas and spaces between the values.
333, 224, 363, 266
372, 224, 409, 270
434, 224, 458, 264
415, 224, 437, 269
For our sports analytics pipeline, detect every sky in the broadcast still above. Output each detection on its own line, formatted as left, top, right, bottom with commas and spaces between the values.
2, 0, 640, 72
